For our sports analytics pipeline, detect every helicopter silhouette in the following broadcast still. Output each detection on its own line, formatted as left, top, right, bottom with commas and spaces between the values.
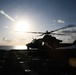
26, 25, 76, 50
26, 25, 76, 67
26, 30, 63, 50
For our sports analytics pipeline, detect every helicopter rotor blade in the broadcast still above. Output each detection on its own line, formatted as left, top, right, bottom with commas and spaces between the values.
37, 33, 68, 36
26, 25, 76, 36
26, 31, 44, 34
61, 30, 76, 33
50, 25, 76, 33
50, 32, 70, 36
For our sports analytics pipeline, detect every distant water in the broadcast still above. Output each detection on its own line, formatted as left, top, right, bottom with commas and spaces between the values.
0, 45, 76, 50
0, 45, 27, 50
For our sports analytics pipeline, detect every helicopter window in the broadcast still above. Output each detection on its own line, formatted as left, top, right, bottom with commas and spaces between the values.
42, 42, 45, 46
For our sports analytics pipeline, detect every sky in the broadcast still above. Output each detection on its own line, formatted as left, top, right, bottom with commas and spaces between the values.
0, 0, 76, 45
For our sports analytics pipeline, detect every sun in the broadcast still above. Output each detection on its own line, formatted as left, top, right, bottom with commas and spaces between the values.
14, 19, 30, 32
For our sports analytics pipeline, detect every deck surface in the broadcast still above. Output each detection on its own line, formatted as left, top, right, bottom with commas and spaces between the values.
0, 49, 76, 75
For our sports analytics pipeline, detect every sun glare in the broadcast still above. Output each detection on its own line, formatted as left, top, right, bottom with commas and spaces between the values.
15, 20, 30, 32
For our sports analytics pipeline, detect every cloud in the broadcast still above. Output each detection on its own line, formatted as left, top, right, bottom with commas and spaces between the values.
52, 25, 76, 37
53, 19, 65, 24
2, 37, 12, 42
19, 38, 26, 41
58, 20, 65, 23
4, 26, 8, 28
62, 30, 76, 33
59, 25, 76, 37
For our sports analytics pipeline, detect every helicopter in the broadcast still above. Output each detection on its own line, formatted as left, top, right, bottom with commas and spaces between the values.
26, 24, 76, 50
26, 31, 63, 50
26, 25, 76, 69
